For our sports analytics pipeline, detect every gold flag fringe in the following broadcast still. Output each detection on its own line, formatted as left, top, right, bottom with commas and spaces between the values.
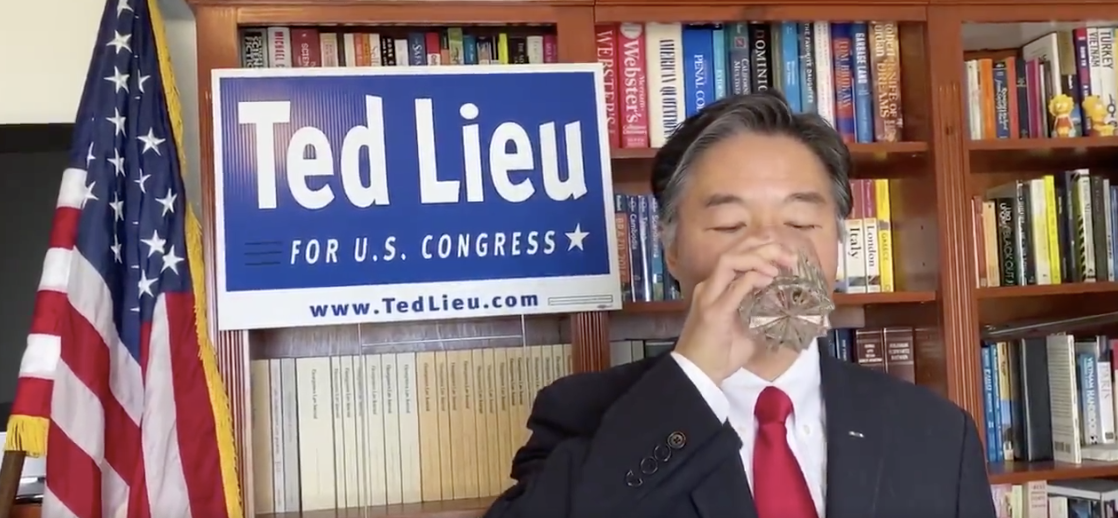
148, 1, 244, 516
4, 416, 48, 456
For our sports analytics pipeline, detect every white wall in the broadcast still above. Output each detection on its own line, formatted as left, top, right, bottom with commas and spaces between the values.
0, 0, 203, 208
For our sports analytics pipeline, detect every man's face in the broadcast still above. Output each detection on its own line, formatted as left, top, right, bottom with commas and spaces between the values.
663, 132, 841, 296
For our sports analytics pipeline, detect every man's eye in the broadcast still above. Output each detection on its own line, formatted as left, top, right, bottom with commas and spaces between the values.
787, 223, 819, 230
712, 225, 744, 233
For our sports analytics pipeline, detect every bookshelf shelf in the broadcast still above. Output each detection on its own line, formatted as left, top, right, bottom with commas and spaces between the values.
611, 141, 928, 161
622, 291, 938, 314
976, 282, 1118, 299
987, 461, 1118, 485
258, 497, 492, 518
967, 136, 1118, 174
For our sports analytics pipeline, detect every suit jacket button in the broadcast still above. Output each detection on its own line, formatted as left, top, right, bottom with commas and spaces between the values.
653, 444, 672, 462
667, 431, 686, 449
640, 457, 658, 475
625, 470, 643, 487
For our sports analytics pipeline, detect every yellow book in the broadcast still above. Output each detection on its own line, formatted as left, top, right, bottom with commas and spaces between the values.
416, 352, 441, 501
493, 347, 513, 488
459, 350, 480, 498
484, 348, 503, 495
447, 350, 465, 498
1043, 175, 1062, 283
873, 179, 895, 292
435, 350, 454, 498
471, 349, 492, 497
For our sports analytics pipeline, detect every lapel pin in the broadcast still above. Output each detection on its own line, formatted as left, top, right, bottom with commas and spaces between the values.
848, 431, 864, 438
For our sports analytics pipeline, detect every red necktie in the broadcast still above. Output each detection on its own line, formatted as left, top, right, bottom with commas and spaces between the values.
752, 386, 818, 518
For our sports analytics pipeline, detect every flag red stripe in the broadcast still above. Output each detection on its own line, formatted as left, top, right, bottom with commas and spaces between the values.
10, 377, 52, 419
30, 291, 71, 337
59, 302, 142, 488
165, 293, 227, 515
47, 207, 81, 250
46, 419, 103, 518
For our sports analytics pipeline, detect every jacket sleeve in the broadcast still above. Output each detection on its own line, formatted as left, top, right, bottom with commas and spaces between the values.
482, 357, 743, 518
955, 411, 997, 518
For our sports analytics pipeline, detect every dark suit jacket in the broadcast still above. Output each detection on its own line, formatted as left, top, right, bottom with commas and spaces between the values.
483, 341, 996, 518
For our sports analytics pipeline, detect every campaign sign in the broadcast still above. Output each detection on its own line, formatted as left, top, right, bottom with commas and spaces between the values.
211, 64, 621, 330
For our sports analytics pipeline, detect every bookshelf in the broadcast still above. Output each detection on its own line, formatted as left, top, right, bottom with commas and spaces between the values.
179, 0, 1118, 516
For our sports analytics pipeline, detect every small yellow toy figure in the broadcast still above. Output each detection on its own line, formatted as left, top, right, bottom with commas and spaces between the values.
1082, 95, 1115, 136
1049, 94, 1076, 138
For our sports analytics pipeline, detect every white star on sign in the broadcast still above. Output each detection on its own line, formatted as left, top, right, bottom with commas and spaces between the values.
566, 224, 589, 251
137, 270, 157, 298
141, 230, 166, 257
106, 31, 131, 54
106, 108, 126, 136
105, 67, 129, 93
162, 246, 184, 274
109, 194, 124, 221
110, 234, 122, 263
135, 170, 150, 193
155, 189, 176, 216
107, 148, 125, 175
138, 128, 164, 155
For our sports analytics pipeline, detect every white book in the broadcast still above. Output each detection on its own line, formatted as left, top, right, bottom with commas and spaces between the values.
249, 360, 274, 514
279, 358, 300, 511
1046, 334, 1082, 463
268, 360, 286, 512
352, 354, 369, 507
644, 22, 684, 147
296, 357, 336, 510
319, 33, 339, 67
368, 34, 382, 66
330, 357, 348, 505
396, 352, 423, 503
343, 34, 357, 67
341, 357, 360, 507
1028, 179, 1052, 284
365, 354, 388, 505
383, 353, 404, 504
394, 39, 409, 66
1077, 171, 1098, 280
813, 21, 835, 128
266, 27, 291, 68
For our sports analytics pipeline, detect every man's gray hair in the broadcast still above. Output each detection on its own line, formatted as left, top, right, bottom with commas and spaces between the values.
651, 91, 853, 245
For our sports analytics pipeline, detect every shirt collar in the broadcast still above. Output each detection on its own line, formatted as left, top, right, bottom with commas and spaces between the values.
721, 338, 823, 420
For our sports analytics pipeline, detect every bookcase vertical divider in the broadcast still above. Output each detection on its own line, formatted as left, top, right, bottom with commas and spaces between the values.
193, 5, 250, 513
926, 7, 985, 427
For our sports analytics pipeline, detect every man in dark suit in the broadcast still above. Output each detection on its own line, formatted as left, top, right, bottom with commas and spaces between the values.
482, 92, 995, 518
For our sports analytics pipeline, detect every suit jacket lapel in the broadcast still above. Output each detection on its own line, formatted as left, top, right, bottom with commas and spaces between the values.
691, 452, 757, 518
820, 352, 889, 518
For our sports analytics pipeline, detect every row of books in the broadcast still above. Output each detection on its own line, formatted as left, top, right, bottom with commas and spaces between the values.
609, 326, 917, 384
616, 178, 896, 303
241, 26, 559, 69
594, 21, 904, 148
971, 170, 1118, 287
238, 22, 906, 151
249, 344, 573, 513
979, 333, 1118, 465
965, 27, 1118, 140
992, 479, 1118, 516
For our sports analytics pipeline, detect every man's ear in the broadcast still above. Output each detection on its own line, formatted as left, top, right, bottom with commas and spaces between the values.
661, 223, 680, 281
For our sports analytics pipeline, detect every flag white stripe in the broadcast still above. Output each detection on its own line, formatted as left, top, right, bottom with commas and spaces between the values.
39, 247, 73, 293
19, 333, 60, 378
42, 488, 82, 518
49, 360, 130, 516
69, 253, 145, 423
142, 295, 191, 517
56, 168, 88, 210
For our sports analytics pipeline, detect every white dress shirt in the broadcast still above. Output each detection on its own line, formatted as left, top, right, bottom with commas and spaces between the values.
671, 340, 826, 515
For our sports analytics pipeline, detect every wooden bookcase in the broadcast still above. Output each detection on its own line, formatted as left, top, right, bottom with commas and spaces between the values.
182, 0, 1118, 516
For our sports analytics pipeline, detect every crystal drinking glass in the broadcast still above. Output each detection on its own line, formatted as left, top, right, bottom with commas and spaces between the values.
737, 240, 835, 353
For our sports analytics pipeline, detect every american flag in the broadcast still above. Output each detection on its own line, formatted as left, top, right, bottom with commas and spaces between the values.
5, 0, 241, 516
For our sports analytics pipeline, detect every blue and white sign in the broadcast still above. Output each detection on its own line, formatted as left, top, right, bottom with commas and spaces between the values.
211, 64, 620, 330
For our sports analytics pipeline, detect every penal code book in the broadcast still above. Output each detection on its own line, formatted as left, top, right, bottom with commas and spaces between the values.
250, 343, 573, 513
